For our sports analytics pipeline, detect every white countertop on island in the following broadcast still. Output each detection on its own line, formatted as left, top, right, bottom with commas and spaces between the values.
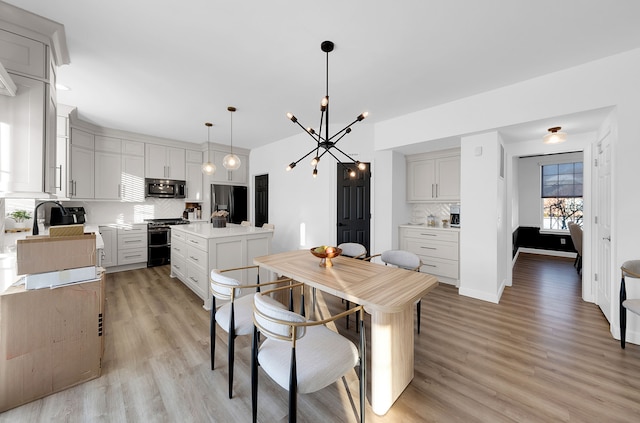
170, 222, 274, 239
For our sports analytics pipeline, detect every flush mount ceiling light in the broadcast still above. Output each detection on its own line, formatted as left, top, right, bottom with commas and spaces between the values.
543, 126, 567, 144
285, 40, 368, 178
223, 106, 241, 171
202, 122, 216, 175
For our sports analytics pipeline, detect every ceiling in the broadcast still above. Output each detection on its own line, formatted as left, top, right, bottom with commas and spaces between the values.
5, 0, 640, 150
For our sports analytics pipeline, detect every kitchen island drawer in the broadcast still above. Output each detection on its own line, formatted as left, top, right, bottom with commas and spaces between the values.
172, 230, 186, 243
185, 263, 208, 300
171, 255, 186, 280
186, 245, 207, 268
186, 234, 207, 251
171, 239, 186, 257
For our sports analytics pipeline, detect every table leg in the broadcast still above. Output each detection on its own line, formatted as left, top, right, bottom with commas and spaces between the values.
369, 304, 414, 415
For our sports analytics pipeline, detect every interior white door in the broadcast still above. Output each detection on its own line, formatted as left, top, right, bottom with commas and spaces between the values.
596, 131, 612, 321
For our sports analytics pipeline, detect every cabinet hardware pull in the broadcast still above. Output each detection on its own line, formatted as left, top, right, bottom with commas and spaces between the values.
420, 233, 437, 236
423, 263, 436, 267
56, 165, 62, 190
190, 277, 198, 282
189, 256, 198, 261
125, 254, 141, 259
420, 246, 437, 250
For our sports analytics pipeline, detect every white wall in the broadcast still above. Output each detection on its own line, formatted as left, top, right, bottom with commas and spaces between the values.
517, 151, 584, 227
459, 132, 503, 302
249, 123, 375, 254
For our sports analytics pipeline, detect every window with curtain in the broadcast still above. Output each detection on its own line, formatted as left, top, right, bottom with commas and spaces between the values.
541, 162, 583, 230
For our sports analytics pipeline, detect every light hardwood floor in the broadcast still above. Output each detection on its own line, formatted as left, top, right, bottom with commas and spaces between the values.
2, 253, 640, 422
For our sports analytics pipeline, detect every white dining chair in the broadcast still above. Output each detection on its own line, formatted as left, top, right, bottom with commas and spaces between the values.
620, 260, 640, 349
209, 265, 292, 398
251, 284, 365, 423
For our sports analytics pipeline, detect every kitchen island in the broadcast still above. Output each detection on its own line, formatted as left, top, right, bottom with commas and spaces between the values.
170, 223, 273, 309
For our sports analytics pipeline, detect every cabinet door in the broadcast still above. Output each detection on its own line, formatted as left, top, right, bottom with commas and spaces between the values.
407, 159, 436, 202
0, 74, 45, 194
94, 151, 121, 199
436, 155, 461, 201
122, 140, 144, 156
70, 128, 94, 149
45, 85, 57, 194
145, 144, 167, 178
94, 136, 121, 153
210, 150, 247, 184
121, 155, 145, 202
55, 136, 68, 198
99, 226, 117, 267
0, 29, 46, 78
70, 145, 94, 198
186, 149, 202, 163
166, 147, 185, 180
186, 162, 203, 201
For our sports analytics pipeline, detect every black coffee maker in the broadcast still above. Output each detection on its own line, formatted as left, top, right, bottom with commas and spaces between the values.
449, 205, 460, 228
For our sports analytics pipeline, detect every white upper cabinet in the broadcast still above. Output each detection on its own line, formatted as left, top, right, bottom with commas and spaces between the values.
0, 7, 69, 197
407, 149, 461, 202
145, 144, 186, 180
185, 150, 203, 201
210, 150, 248, 184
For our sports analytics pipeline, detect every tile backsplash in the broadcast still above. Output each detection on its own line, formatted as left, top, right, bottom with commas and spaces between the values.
409, 203, 458, 226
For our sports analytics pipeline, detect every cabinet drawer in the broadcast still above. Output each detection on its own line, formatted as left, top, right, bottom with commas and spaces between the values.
172, 230, 186, 243
117, 224, 147, 235
171, 240, 186, 257
186, 245, 207, 268
405, 238, 458, 260
117, 247, 147, 265
171, 255, 186, 279
118, 233, 147, 250
185, 263, 208, 300
420, 257, 459, 279
402, 227, 458, 242
186, 234, 207, 251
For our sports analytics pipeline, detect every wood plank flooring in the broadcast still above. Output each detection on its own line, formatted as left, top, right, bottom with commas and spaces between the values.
2, 253, 640, 422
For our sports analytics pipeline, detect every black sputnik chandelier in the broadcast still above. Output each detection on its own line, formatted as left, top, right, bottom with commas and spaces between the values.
285, 41, 368, 178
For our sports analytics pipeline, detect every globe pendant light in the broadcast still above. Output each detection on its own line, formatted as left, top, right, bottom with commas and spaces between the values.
202, 122, 216, 175
223, 106, 241, 171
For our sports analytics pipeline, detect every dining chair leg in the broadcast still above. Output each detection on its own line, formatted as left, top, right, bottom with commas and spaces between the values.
210, 296, 216, 370
417, 300, 422, 334
359, 316, 366, 423
621, 275, 627, 349
251, 327, 259, 423
289, 347, 298, 423
346, 300, 351, 329
228, 304, 236, 398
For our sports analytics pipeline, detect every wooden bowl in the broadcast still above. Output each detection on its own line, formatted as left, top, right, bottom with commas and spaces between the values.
310, 247, 342, 267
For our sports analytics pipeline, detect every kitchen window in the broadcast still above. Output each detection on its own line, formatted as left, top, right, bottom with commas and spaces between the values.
541, 161, 583, 230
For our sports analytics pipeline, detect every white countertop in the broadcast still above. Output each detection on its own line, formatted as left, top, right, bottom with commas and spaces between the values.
171, 222, 274, 239
399, 223, 460, 232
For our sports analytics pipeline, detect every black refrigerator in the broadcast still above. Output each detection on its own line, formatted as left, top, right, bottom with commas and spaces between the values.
211, 184, 248, 224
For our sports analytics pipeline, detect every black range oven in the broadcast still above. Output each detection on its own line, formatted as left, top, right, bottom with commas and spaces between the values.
145, 218, 190, 267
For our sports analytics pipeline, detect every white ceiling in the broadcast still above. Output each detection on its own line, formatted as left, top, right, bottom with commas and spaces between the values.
6, 0, 640, 150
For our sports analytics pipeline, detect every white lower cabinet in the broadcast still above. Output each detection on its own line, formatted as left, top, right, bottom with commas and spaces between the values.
399, 226, 459, 284
116, 224, 148, 266
170, 227, 272, 309
98, 226, 117, 267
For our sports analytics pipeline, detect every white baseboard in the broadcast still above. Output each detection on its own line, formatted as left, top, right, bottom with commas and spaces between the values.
516, 247, 577, 259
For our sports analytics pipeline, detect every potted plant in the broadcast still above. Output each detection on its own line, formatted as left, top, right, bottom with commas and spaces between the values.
9, 210, 31, 228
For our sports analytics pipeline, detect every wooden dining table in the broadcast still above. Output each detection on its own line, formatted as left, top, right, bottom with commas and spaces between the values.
253, 249, 438, 416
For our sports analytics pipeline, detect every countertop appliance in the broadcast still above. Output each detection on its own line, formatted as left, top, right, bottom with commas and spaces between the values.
211, 184, 247, 224
50, 206, 86, 226
449, 205, 460, 228
145, 218, 190, 267
145, 178, 186, 198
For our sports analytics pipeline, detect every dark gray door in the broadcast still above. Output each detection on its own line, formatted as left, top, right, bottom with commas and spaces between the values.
336, 163, 371, 255
255, 174, 269, 227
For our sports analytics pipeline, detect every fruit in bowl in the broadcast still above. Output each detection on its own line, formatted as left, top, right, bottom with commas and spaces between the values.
310, 245, 342, 267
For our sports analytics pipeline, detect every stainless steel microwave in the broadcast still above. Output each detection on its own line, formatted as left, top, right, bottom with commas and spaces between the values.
145, 178, 186, 198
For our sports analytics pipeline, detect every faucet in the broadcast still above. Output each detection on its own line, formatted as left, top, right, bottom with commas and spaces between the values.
32, 201, 67, 235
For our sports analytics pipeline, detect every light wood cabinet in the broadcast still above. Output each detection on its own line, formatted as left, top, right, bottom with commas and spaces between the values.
399, 226, 459, 284
145, 144, 186, 180
406, 149, 460, 202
